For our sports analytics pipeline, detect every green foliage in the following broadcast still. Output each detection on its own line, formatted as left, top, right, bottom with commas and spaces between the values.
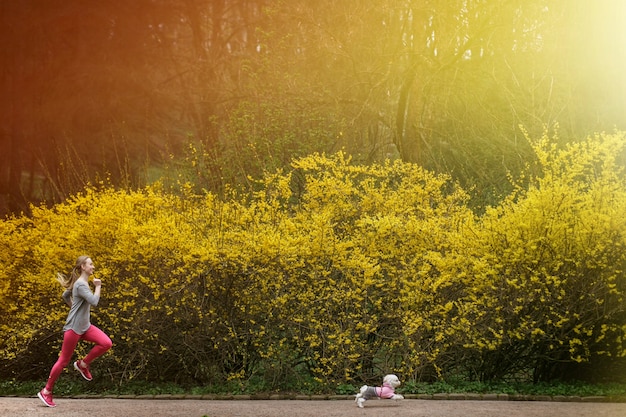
401, 379, 626, 397
1, 132, 625, 389
164, 100, 340, 197
1, 377, 625, 398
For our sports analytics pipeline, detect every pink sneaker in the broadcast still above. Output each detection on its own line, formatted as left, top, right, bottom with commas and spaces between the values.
37, 389, 56, 407
74, 360, 93, 381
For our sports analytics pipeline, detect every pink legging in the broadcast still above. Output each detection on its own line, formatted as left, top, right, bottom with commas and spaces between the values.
45, 325, 112, 391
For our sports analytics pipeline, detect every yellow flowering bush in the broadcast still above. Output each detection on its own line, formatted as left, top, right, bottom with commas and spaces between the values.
417, 131, 626, 381
1, 133, 625, 387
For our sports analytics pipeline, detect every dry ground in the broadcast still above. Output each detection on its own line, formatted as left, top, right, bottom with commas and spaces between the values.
2, 397, 626, 417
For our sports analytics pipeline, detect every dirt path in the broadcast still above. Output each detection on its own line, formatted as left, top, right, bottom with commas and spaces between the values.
3, 397, 626, 417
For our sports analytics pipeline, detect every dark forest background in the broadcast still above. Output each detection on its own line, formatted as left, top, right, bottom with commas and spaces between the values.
1, 0, 625, 216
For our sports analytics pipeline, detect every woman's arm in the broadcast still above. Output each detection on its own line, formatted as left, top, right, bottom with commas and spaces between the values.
62, 289, 72, 307
76, 280, 101, 306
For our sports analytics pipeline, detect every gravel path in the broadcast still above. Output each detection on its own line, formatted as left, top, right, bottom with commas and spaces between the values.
2, 396, 626, 417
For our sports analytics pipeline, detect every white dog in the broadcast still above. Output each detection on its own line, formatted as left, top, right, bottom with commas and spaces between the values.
354, 374, 404, 408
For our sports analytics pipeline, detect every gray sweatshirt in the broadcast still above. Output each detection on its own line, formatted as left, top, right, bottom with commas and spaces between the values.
62, 280, 100, 334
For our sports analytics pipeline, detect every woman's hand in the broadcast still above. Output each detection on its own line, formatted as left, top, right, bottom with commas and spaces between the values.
92, 278, 102, 287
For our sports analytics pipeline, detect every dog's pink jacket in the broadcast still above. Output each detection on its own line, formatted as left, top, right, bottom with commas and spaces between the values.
375, 382, 397, 399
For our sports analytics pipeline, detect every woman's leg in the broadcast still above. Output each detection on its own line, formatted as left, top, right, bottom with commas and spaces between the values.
44, 330, 81, 392
80, 325, 112, 365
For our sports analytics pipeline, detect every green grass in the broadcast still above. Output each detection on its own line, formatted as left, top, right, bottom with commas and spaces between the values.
2, 378, 626, 399
400, 380, 626, 397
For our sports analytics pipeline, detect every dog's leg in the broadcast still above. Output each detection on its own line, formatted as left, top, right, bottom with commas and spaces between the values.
355, 385, 368, 408
356, 397, 366, 408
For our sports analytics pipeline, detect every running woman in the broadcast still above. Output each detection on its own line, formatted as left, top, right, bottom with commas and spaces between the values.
38, 256, 112, 407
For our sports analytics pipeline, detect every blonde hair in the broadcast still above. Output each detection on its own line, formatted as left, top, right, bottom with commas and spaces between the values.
56, 255, 90, 290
